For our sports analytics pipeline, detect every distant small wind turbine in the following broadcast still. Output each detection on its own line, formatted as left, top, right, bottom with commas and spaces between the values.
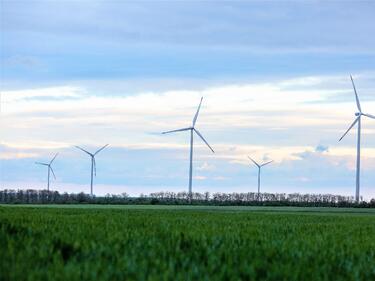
162, 97, 214, 199
75, 144, 109, 196
248, 156, 273, 199
35, 153, 58, 191
339, 75, 375, 203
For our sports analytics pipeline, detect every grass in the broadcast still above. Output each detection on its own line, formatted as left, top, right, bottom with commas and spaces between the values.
4, 203, 375, 213
1, 205, 375, 280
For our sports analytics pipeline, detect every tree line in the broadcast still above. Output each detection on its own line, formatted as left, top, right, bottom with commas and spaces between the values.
1, 189, 375, 207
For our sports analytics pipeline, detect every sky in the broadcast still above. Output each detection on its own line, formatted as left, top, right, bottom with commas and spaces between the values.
1, 0, 375, 199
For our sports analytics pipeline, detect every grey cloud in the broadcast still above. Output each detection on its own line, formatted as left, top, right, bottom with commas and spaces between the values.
3, 1, 375, 51
4, 55, 44, 68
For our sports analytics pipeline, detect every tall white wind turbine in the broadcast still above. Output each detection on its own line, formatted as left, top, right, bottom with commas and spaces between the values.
162, 97, 214, 199
248, 156, 273, 199
339, 75, 375, 203
75, 144, 109, 196
35, 153, 58, 191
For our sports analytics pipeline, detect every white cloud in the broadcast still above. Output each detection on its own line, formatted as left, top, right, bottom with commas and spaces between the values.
196, 162, 215, 171
2, 86, 84, 104
1, 73, 375, 159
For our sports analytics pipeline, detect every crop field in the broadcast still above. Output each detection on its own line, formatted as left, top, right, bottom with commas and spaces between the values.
1, 205, 375, 281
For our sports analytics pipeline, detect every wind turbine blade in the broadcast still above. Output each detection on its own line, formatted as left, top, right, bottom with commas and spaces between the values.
49, 166, 56, 180
49, 153, 58, 164
35, 162, 48, 166
162, 127, 191, 134
261, 160, 273, 167
75, 146, 92, 156
192, 97, 203, 126
339, 117, 359, 141
94, 144, 109, 155
93, 157, 97, 177
194, 128, 214, 153
362, 113, 375, 120
350, 75, 361, 112
248, 156, 260, 168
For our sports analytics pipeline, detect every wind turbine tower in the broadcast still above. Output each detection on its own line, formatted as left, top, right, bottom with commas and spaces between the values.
35, 153, 58, 191
162, 97, 214, 199
339, 75, 375, 203
75, 144, 109, 196
248, 156, 273, 200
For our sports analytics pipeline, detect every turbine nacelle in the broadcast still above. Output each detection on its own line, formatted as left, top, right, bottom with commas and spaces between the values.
248, 156, 273, 168
162, 97, 214, 153
355, 112, 361, 116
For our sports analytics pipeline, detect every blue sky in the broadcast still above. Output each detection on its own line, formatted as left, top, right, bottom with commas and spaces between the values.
1, 1, 375, 198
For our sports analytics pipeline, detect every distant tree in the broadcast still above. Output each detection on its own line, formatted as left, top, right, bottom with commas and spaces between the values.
0, 189, 372, 207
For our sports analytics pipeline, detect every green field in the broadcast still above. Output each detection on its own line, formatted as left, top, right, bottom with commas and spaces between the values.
1, 205, 375, 280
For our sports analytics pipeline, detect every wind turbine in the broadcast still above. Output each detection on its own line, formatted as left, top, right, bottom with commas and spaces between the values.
339, 75, 375, 203
35, 153, 58, 191
75, 144, 109, 196
248, 156, 273, 200
162, 97, 214, 199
